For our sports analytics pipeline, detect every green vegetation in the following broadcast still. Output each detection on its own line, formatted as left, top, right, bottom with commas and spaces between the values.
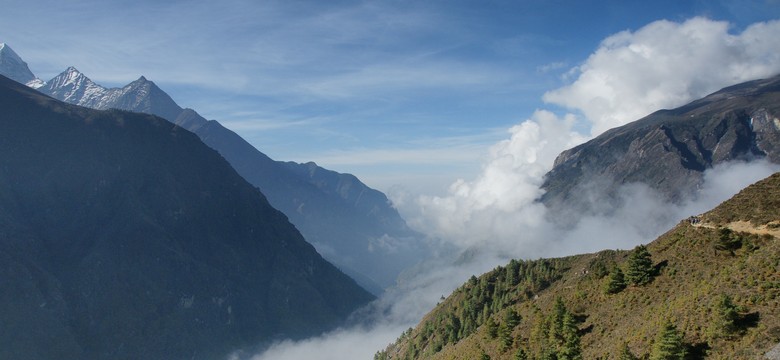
617, 342, 638, 360
703, 173, 780, 225
376, 172, 780, 359
527, 297, 583, 359
625, 245, 654, 286
375, 258, 571, 359
650, 322, 686, 360
604, 266, 626, 294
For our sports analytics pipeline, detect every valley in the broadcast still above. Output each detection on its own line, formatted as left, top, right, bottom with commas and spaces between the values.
1, 7, 780, 360
377, 173, 780, 359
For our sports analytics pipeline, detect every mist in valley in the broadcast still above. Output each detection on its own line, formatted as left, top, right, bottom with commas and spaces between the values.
240, 17, 780, 360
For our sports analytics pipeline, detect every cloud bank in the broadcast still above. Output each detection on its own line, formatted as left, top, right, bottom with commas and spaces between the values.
544, 17, 780, 136
411, 17, 780, 253
243, 17, 780, 360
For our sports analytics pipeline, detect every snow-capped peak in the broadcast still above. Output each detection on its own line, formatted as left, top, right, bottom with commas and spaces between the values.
0, 43, 24, 64
0, 42, 44, 87
63, 66, 86, 82
46, 66, 97, 89
38, 66, 109, 107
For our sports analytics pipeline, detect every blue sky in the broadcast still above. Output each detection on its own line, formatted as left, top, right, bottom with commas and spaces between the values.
4, 3, 780, 358
2, 0, 779, 195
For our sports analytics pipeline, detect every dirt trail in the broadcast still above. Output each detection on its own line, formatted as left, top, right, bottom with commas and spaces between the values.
693, 220, 780, 238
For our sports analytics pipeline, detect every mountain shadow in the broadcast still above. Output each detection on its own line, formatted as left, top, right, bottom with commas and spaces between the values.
0, 75, 373, 360
32, 64, 427, 295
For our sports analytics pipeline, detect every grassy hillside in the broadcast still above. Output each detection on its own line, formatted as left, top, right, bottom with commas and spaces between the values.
377, 173, 780, 359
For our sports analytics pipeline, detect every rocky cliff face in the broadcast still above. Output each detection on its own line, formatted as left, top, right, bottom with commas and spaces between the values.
0, 75, 373, 360
542, 75, 780, 214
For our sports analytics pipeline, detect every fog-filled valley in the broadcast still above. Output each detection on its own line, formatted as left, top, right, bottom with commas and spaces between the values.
2, 2, 780, 360
243, 17, 780, 360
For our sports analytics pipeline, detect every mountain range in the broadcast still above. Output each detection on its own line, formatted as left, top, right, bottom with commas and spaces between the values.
542, 74, 780, 219
0, 43, 428, 294
0, 74, 374, 360
6, 41, 780, 359
376, 75, 780, 358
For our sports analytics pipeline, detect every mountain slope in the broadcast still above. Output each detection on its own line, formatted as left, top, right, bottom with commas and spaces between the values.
38, 67, 183, 121
31, 65, 425, 294
377, 172, 780, 359
0, 43, 43, 87
542, 74, 780, 214
0, 75, 373, 360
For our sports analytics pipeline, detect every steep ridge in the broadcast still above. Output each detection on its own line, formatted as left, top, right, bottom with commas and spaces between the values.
30, 65, 426, 294
542, 74, 780, 216
0, 43, 43, 87
0, 75, 373, 360
38, 67, 183, 122
377, 172, 780, 359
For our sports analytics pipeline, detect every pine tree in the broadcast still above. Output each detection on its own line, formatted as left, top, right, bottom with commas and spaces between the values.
505, 308, 521, 329
550, 297, 567, 345
708, 294, 741, 339
480, 349, 491, 360
625, 245, 654, 286
617, 342, 638, 360
486, 316, 499, 339
714, 227, 742, 253
446, 313, 461, 343
559, 312, 582, 360
514, 347, 528, 360
507, 260, 520, 286
650, 322, 686, 360
498, 322, 513, 352
531, 308, 550, 358
605, 267, 626, 294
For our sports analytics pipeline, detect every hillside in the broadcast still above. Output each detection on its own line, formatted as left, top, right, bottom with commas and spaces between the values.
542, 74, 780, 218
31, 64, 426, 294
0, 75, 373, 360
377, 173, 780, 359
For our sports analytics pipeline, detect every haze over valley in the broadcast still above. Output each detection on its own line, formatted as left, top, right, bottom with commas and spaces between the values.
2, 1, 780, 359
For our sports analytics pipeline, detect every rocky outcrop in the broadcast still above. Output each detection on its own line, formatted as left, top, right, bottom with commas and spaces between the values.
542, 75, 780, 213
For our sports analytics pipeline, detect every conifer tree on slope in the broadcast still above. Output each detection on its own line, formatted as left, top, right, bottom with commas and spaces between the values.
559, 312, 583, 360
625, 245, 654, 286
617, 342, 638, 360
650, 322, 686, 360
605, 266, 626, 294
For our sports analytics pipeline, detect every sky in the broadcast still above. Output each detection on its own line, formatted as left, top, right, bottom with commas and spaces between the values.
4, 1, 780, 359
2, 0, 779, 197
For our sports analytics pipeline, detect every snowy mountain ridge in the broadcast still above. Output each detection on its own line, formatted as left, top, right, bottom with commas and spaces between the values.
37, 67, 184, 121
41, 66, 109, 106
0, 43, 429, 295
0, 43, 44, 88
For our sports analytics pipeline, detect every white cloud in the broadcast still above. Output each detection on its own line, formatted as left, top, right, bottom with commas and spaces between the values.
407, 17, 780, 258
239, 324, 408, 360
410, 110, 585, 252
240, 160, 779, 360
544, 17, 780, 136
537, 61, 567, 73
